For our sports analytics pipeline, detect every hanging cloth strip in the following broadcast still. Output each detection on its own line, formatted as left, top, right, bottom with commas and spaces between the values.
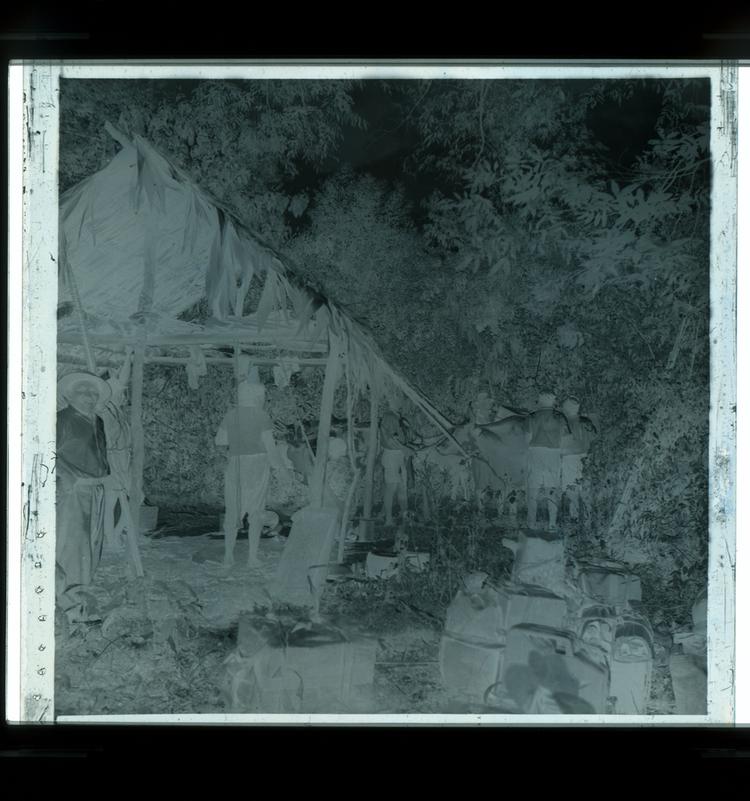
273, 357, 300, 389
186, 346, 208, 389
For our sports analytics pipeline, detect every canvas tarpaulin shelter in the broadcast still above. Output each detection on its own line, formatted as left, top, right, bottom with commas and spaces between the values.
58, 125, 454, 429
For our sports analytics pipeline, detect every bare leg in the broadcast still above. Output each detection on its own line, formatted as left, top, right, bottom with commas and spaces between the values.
526, 488, 538, 530
568, 486, 580, 522
547, 489, 559, 532
224, 521, 238, 566
384, 480, 397, 525
246, 512, 263, 566
421, 485, 431, 521
397, 471, 408, 519
395, 525, 408, 552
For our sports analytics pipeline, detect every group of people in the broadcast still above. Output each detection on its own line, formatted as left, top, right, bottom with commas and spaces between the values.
373, 390, 598, 534
54, 347, 595, 624
525, 392, 597, 532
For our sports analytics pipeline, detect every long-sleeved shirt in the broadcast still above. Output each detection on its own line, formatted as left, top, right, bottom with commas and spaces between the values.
216, 406, 273, 456
56, 406, 110, 483
527, 408, 570, 449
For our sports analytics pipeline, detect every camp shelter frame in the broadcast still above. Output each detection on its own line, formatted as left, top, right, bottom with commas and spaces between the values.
56, 123, 462, 563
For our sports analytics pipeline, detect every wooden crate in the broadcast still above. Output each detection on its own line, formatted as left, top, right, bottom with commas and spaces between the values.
225, 638, 378, 714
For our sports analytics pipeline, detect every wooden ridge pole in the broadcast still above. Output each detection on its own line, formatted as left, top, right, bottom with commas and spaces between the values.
127, 339, 146, 577
59, 352, 328, 368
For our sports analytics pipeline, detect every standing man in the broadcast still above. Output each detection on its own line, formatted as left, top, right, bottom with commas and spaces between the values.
56, 371, 112, 622
560, 396, 597, 525
526, 391, 570, 532
379, 404, 412, 526
472, 391, 495, 425
216, 366, 290, 568
324, 424, 354, 511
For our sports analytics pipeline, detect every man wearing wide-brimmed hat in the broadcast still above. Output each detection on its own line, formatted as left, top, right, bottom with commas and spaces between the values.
56, 371, 112, 622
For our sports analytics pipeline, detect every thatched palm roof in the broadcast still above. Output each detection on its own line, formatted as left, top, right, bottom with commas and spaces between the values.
59, 124, 454, 432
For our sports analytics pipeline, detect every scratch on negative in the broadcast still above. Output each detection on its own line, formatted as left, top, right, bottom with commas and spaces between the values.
23, 453, 42, 541
22, 482, 32, 541
725, 540, 736, 573
39, 461, 49, 487
25, 74, 35, 157
720, 62, 738, 177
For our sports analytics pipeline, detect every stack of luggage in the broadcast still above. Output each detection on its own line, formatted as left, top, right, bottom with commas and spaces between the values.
439, 534, 655, 714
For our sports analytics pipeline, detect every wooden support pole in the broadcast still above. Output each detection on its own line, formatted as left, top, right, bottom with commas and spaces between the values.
124, 499, 144, 577
338, 469, 362, 563
358, 388, 380, 541
129, 341, 146, 518
233, 340, 242, 390
309, 337, 342, 508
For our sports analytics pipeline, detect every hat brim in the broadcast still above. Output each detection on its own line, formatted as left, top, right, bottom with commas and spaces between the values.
57, 371, 112, 407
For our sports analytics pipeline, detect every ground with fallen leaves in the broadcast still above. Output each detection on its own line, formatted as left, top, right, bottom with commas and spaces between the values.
54, 526, 676, 717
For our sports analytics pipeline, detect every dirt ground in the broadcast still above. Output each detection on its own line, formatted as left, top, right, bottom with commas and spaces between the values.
54, 528, 676, 717
54, 531, 450, 716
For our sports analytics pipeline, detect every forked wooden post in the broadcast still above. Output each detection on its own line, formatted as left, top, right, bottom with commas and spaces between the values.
126, 208, 155, 578
127, 339, 146, 577
358, 388, 379, 540
309, 336, 342, 508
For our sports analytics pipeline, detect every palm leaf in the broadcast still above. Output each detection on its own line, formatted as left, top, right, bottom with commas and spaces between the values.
130, 147, 146, 211
205, 209, 229, 319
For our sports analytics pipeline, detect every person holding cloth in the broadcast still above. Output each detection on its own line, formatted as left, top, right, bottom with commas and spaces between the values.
216, 364, 289, 568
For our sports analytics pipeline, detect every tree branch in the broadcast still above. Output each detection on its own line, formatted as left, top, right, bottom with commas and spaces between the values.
472, 83, 488, 169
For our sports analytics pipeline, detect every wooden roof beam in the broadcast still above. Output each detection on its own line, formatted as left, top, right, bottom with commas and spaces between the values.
57, 332, 329, 352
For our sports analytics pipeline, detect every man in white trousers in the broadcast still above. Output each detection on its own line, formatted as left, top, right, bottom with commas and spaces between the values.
216, 366, 290, 568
